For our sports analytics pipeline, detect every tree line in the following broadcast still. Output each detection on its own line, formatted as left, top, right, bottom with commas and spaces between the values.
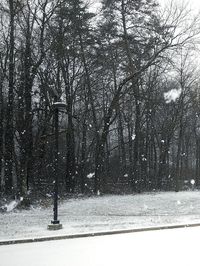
0, 0, 200, 199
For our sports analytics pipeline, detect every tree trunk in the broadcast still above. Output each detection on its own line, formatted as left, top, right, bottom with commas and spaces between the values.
80, 118, 87, 194
0, 72, 4, 192
133, 83, 141, 192
22, 23, 33, 195
157, 139, 170, 190
4, 0, 15, 195
195, 138, 200, 187
65, 87, 76, 193
175, 122, 183, 192
117, 106, 126, 173
79, 33, 101, 193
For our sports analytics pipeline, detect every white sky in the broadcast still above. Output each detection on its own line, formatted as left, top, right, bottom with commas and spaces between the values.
174, 0, 200, 8
89, 0, 200, 13
159, 0, 200, 9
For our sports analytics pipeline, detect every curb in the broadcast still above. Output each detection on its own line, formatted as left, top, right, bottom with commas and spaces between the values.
1, 222, 200, 246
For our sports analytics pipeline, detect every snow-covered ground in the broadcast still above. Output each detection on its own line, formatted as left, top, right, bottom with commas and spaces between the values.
1, 226, 200, 266
1, 191, 200, 241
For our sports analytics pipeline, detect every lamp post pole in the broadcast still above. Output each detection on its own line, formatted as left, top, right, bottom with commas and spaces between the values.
48, 101, 66, 230
53, 105, 59, 224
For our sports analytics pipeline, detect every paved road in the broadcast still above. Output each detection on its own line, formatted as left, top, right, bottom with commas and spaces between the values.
1, 226, 200, 266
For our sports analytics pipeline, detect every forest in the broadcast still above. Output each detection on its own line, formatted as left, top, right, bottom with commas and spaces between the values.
1, 0, 200, 201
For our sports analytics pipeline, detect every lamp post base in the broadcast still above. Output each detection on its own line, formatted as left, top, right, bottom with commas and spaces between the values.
47, 221, 63, 230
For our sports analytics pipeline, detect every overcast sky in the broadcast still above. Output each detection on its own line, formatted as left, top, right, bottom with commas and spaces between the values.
176, 0, 200, 8
89, 0, 200, 13
159, 0, 200, 9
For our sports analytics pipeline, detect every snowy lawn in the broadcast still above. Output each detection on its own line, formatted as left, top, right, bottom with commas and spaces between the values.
1, 191, 200, 241
1, 226, 200, 266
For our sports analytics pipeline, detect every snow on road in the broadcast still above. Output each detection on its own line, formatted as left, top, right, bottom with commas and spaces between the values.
1, 226, 200, 266
1, 191, 200, 241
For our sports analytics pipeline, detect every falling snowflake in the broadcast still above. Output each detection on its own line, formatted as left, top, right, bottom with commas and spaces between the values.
164, 88, 182, 104
131, 134, 136, 140
87, 173, 95, 179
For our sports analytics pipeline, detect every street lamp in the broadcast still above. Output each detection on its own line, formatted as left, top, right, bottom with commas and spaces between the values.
48, 100, 67, 230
